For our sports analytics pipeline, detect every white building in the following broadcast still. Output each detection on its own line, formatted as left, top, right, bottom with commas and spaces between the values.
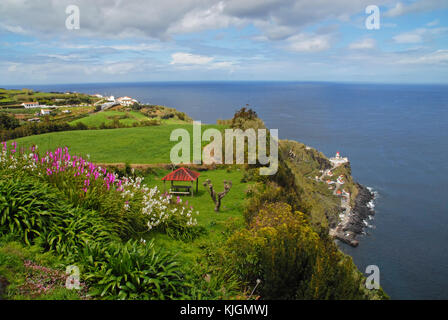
40, 109, 51, 116
106, 96, 115, 102
22, 101, 39, 108
329, 151, 349, 167
116, 96, 138, 106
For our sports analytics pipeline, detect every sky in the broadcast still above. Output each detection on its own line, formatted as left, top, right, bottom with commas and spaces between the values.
0, 0, 447, 85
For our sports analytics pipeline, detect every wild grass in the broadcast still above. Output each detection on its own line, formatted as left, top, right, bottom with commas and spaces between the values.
69, 111, 150, 128
13, 124, 224, 164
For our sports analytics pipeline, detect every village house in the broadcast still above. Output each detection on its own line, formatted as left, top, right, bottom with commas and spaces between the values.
116, 96, 138, 106
40, 109, 51, 116
22, 101, 39, 108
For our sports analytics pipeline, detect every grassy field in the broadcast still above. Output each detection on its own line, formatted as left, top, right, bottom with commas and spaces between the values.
69, 110, 150, 127
14, 124, 224, 164
142, 167, 249, 262
0, 88, 97, 107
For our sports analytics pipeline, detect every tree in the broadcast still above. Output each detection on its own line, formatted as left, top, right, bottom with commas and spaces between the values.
203, 179, 232, 212
0, 113, 20, 130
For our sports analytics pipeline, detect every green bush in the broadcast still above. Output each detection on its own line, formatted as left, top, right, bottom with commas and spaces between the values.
78, 240, 186, 300
226, 202, 371, 300
0, 179, 59, 245
0, 178, 117, 256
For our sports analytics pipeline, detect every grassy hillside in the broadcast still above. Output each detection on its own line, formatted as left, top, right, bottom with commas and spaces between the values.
14, 124, 224, 164
69, 111, 151, 128
0, 88, 98, 107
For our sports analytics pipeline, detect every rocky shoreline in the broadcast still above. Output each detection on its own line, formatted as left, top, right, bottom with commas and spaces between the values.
345, 183, 375, 235
334, 183, 375, 247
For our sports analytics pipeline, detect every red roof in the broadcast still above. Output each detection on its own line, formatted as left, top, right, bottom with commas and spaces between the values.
162, 167, 200, 181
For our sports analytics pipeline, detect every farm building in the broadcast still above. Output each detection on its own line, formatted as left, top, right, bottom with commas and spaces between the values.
22, 101, 39, 108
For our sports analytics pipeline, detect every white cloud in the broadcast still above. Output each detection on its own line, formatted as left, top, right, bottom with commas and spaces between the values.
385, 2, 405, 17
427, 19, 439, 27
0, 23, 27, 35
393, 31, 424, 44
349, 38, 376, 50
0, 0, 392, 41
171, 52, 214, 65
170, 52, 235, 71
398, 50, 448, 65
393, 27, 448, 44
286, 33, 331, 53
385, 0, 448, 17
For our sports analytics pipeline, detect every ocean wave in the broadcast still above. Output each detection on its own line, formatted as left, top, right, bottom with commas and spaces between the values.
366, 186, 379, 211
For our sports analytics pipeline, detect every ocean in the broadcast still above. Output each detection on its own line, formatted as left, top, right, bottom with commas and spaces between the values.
5, 81, 448, 299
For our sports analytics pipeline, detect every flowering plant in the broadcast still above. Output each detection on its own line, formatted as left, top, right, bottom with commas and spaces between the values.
0, 142, 200, 239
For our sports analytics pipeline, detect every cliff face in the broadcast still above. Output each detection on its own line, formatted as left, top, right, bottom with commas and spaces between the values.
279, 140, 375, 244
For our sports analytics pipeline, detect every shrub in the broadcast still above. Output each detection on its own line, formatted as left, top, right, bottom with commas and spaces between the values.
0, 113, 20, 130
226, 202, 369, 300
0, 177, 117, 255
78, 240, 186, 300
0, 178, 59, 245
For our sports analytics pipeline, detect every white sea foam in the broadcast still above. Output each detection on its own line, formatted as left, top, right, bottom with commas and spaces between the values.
366, 186, 379, 211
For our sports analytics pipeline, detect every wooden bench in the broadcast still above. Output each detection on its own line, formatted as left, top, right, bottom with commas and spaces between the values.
169, 185, 192, 196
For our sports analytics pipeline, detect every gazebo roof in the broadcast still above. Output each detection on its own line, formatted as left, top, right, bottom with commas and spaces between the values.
162, 167, 200, 182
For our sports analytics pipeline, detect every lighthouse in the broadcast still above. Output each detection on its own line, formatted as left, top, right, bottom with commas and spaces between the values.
330, 151, 349, 167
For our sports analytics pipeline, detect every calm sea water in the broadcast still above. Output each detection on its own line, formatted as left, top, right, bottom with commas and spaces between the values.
5, 81, 448, 299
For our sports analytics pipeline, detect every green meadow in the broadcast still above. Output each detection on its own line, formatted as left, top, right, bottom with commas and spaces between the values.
69, 110, 150, 127
14, 124, 224, 164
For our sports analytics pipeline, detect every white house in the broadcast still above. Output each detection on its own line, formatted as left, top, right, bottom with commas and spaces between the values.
329, 151, 349, 167
116, 96, 138, 106
106, 96, 115, 102
22, 101, 39, 109
40, 109, 51, 116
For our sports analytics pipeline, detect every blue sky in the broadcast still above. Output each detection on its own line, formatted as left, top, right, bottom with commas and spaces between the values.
0, 0, 447, 85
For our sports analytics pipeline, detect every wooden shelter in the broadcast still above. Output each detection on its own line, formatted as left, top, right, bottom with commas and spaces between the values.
161, 167, 200, 196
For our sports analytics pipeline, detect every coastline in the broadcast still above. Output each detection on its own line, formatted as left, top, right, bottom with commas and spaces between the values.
333, 183, 375, 247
